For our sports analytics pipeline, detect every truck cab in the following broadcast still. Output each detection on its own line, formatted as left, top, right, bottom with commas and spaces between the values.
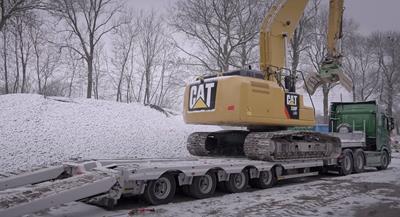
329, 101, 393, 169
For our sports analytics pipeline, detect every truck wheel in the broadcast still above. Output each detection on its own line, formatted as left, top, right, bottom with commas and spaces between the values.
353, 149, 365, 173
188, 172, 217, 199
224, 171, 248, 193
144, 173, 176, 205
377, 151, 389, 170
339, 149, 353, 176
250, 170, 276, 189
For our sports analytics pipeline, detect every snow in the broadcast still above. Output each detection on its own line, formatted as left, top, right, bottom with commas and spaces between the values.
0, 94, 219, 174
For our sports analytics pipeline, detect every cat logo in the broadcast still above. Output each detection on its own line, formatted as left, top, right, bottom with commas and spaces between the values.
188, 81, 217, 112
286, 94, 298, 106
285, 93, 300, 119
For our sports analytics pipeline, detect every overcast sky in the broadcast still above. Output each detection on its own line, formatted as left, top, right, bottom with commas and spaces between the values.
132, 0, 400, 34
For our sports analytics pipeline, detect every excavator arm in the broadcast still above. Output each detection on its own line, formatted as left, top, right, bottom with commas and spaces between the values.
259, 0, 352, 94
304, 0, 352, 94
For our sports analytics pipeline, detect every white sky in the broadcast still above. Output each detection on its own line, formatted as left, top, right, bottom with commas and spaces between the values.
131, 0, 400, 34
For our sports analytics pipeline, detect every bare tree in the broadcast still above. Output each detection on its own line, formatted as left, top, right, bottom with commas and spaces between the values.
1, 25, 9, 93
92, 43, 108, 99
304, 8, 333, 123
171, 0, 267, 73
48, 0, 123, 98
342, 33, 380, 101
289, 0, 320, 76
15, 15, 32, 93
372, 31, 400, 118
137, 10, 165, 105
0, 0, 41, 32
29, 17, 45, 93
112, 14, 137, 102
65, 48, 82, 97
42, 46, 61, 97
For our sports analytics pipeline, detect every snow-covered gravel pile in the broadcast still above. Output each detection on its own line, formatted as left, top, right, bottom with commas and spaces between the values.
0, 94, 219, 173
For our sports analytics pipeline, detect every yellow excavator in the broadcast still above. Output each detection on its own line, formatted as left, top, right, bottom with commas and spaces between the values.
183, 0, 352, 161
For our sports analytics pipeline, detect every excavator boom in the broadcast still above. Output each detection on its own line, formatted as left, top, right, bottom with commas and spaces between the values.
259, 0, 309, 82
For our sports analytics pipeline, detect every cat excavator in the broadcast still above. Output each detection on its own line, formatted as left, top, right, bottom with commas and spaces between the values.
183, 0, 352, 161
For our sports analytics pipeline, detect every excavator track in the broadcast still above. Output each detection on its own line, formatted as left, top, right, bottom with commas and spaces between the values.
187, 130, 341, 161
243, 131, 341, 161
187, 131, 249, 157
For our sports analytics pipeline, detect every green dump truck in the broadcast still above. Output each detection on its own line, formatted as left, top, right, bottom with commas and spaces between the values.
330, 101, 393, 175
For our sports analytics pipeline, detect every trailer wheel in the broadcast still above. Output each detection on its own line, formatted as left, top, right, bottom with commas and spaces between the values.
144, 173, 176, 205
377, 151, 389, 170
188, 172, 217, 199
224, 171, 248, 193
339, 149, 353, 176
250, 170, 276, 189
353, 149, 365, 173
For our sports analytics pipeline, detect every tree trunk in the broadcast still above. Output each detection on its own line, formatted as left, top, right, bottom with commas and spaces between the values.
21, 60, 27, 93
68, 70, 75, 97
13, 35, 19, 93
387, 82, 393, 118
322, 85, 330, 124
2, 31, 9, 94
86, 57, 93, 98
144, 68, 150, 105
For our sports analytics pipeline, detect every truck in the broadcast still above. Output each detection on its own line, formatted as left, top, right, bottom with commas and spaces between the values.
0, 101, 392, 217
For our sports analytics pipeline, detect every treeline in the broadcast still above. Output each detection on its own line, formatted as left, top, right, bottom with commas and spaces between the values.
0, 0, 399, 124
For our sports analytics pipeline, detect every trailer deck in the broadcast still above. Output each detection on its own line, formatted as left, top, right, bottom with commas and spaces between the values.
0, 157, 334, 217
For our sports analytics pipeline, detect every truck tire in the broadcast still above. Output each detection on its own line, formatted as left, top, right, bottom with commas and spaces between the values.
144, 173, 176, 205
376, 151, 389, 170
223, 171, 248, 193
339, 149, 353, 176
188, 172, 217, 199
250, 170, 276, 189
353, 149, 365, 173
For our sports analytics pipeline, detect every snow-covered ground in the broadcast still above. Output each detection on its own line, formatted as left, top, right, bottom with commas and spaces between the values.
1, 94, 400, 217
0, 94, 218, 173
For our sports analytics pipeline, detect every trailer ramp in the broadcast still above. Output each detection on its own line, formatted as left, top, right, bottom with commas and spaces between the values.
0, 170, 117, 217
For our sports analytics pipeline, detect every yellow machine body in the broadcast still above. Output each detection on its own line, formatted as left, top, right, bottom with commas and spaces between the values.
183, 76, 315, 127
184, 0, 321, 129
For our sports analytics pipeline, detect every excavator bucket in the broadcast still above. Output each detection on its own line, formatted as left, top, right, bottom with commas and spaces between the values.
304, 61, 352, 95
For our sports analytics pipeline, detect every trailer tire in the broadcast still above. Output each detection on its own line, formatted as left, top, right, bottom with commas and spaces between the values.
144, 173, 176, 205
353, 149, 365, 173
188, 172, 217, 199
250, 170, 276, 189
377, 151, 389, 170
339, 149, 353, 176
223, 170, 248, 193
